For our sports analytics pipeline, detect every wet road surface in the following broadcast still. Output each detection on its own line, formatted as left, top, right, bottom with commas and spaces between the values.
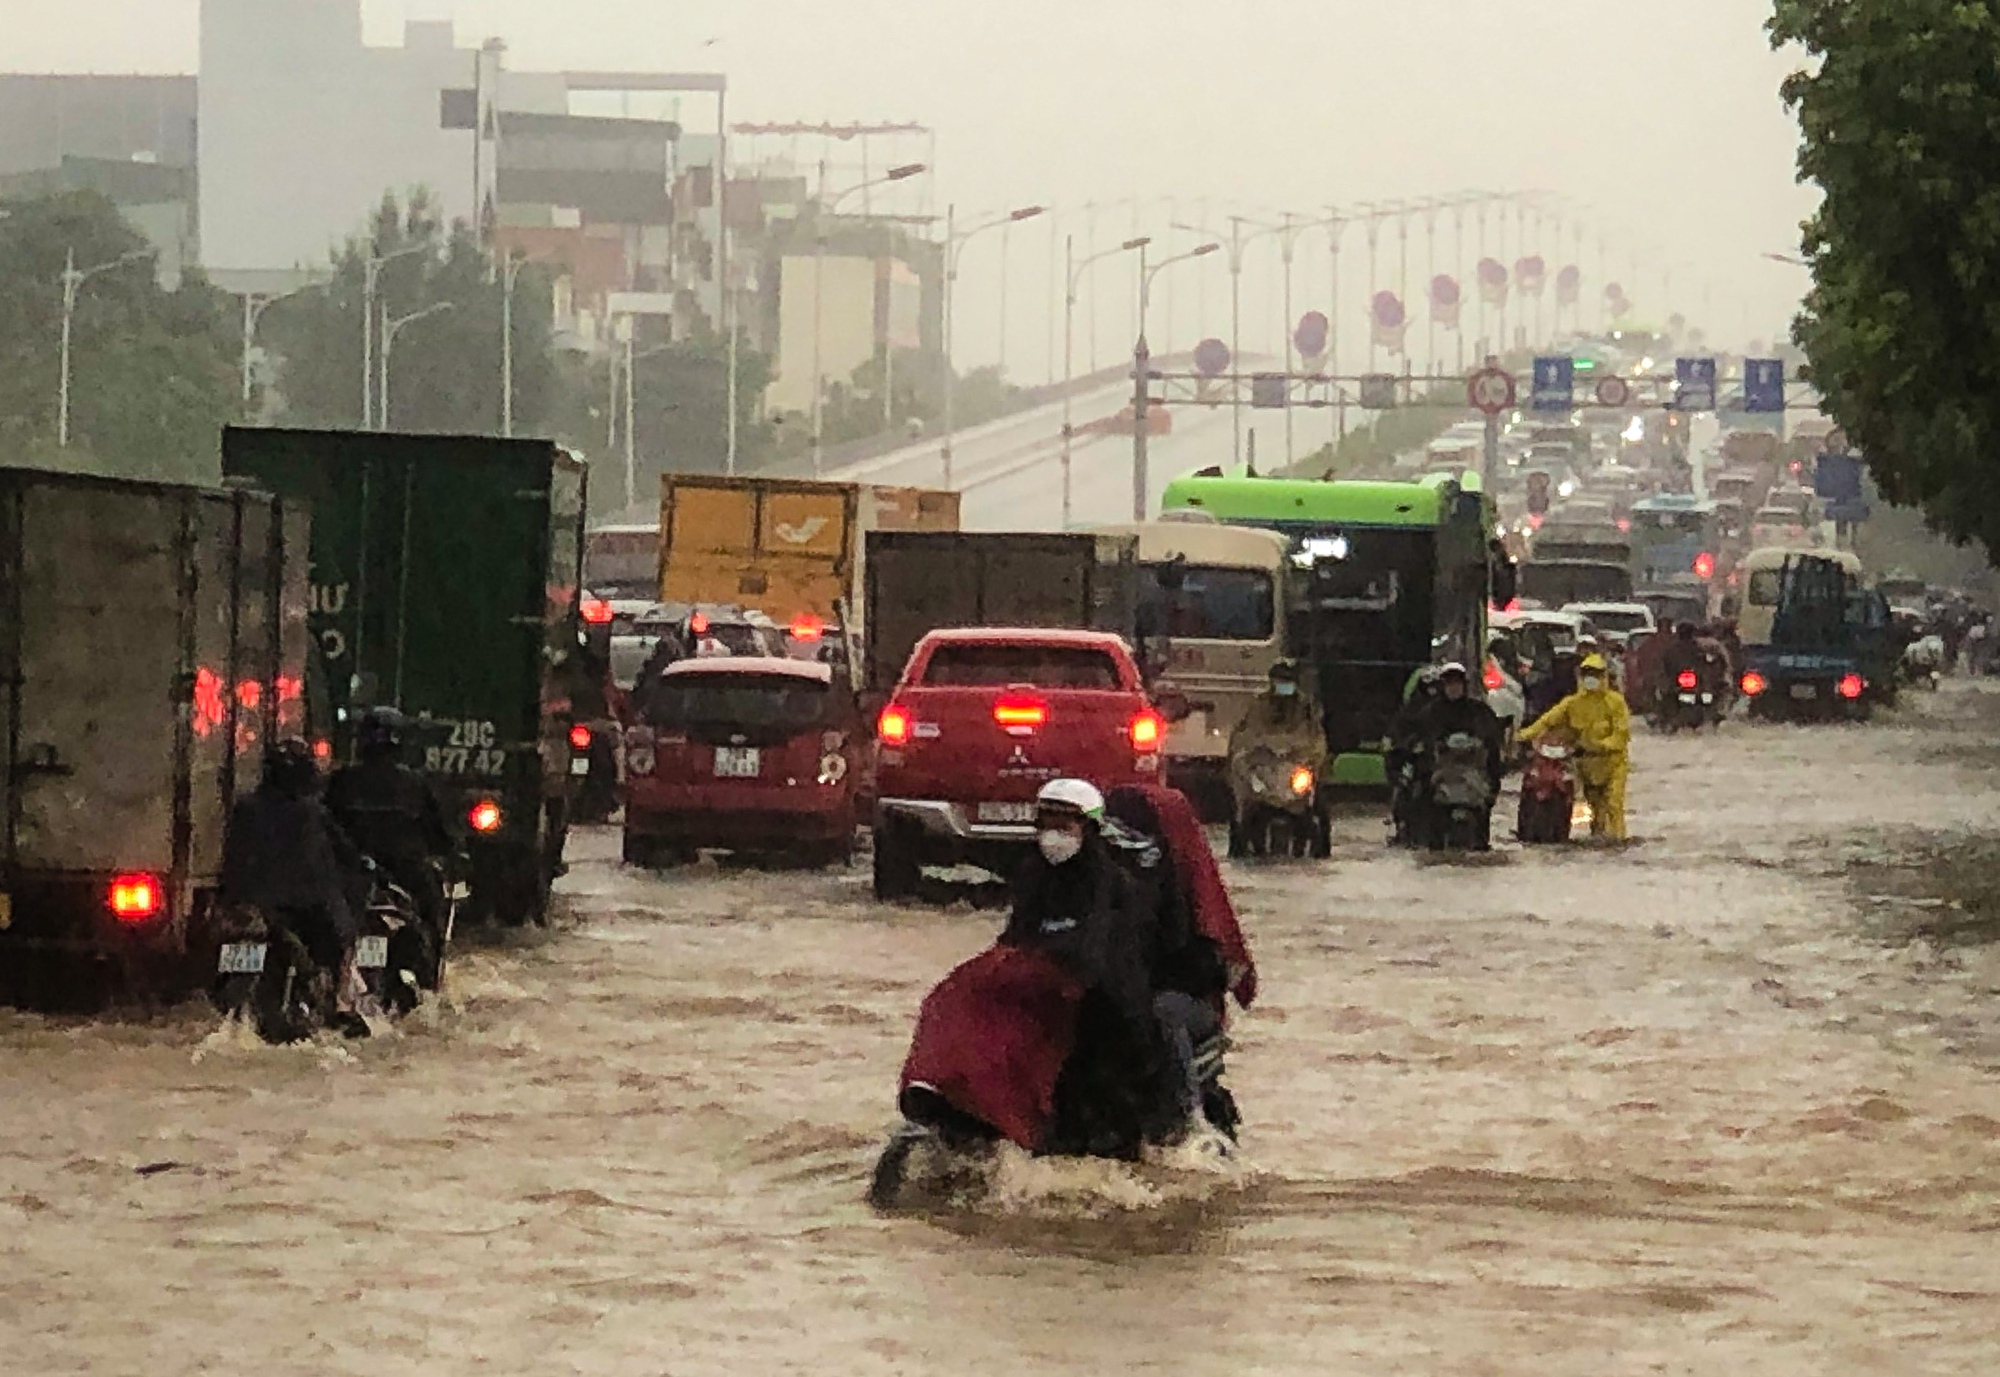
6, 687, 2000, 1375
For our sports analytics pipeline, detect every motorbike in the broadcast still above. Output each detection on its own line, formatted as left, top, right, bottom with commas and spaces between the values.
212, 868, 452, 1043
866, 944, 1241, 1209
1516, 739, 1577, 844
571, 720, 621, 825
1227, 746, 1331, 859
1425, 731, 1495, 851
1656, 668, 1720, 733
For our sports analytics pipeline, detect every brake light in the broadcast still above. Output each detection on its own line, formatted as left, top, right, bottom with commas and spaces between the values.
1483, 659, 1505, 692
569, 723, 592, 752
689, 612, 710, 635
1617, 517, 1632, 533
1289, 766, 1315, 797
108, 874, 163, 923
789, 614, 824, 643
1837, 673, 1865, 700
1677, 669, 1699, 691
1693, 551, 1716, 580
581, 597, 614, 626
878, 704, 912, 746
468, 800, 504, 834
312, 738, 333, 763
994, 696, 1049, 730
1130, 710, 1164, 752
1741, 671, 1768, 697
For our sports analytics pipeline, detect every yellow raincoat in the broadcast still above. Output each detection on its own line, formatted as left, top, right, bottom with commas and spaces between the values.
1520, 664, 1632, 841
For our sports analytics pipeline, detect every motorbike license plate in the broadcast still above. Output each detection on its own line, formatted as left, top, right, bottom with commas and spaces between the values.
1678, 693, 1698, 704
217, 942, 267, 975
977, 801, 1036, 824
1790, 683, 1819, 700
569, 758, 590, 776
713, 747, 761, 778
356, 936, 390, 971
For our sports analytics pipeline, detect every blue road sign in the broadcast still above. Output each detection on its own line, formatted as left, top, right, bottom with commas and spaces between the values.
1743, 358, 1785, 413
1675, 357, 1718, 411
1530, 356, 1574, 413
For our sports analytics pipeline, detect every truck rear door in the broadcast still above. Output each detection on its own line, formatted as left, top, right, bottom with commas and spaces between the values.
661, 479, 857, 624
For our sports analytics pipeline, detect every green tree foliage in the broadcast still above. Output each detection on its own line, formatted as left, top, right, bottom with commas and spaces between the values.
1771, 1, 2000, 553
0, 191, 237, 482
264, 192, 558, 435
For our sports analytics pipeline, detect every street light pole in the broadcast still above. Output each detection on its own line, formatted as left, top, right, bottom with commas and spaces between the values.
501, 251, 528, 437
362, 243, 427, 430
1132, 242, 1219, 520
941, 202, 1045, 488
812, 161, 927, 475
1063, 232, 1149, 527
240, 278, 325, 417
379, 301, 455, 431
59, 246, 154, 448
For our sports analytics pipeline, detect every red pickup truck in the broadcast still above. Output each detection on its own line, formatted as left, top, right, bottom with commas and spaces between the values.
871, 628, 1164, 899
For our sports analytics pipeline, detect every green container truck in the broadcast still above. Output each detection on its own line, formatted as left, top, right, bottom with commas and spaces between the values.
223, 428, 589, 927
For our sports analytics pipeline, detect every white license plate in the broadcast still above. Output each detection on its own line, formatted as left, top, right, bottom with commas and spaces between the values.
570, 758, 590, 776
218, 942, 267, 975
1790, 683, 1819, 700
713, 747, 761, 778
356, 936, 390, 970
977, 802, 1036, 824
1678, 693, 1697, 704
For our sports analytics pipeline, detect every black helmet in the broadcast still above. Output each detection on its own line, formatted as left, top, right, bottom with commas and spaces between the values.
357, 707, 408, 758
265, 739, 319, 797
1268, 659, 1300, 686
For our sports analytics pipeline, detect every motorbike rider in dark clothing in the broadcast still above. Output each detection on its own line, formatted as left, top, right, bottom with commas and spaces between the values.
326, 708, 453, 947
1388, 667, 1443, 846
1526, 645, 1580, 722
221, 739, 368, 1025
1660, 622, 1706, 707
1423, 662, 1508, 848
1001, 779, 1173, 1154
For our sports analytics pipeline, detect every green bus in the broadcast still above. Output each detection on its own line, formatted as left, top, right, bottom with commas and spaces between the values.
1159, 471, 1504, 787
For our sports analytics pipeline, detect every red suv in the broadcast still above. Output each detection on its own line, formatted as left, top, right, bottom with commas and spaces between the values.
871, 628, 1165, 899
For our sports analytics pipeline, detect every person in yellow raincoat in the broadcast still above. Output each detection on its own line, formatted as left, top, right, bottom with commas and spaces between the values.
1518, 651, 1632, 841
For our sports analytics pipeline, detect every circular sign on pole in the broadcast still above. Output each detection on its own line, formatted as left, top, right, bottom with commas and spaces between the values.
1468, 365, 1516, 416
1595, 376, 1632, 408
1193, 338, 1231, 377
1294, 311, 1330, 361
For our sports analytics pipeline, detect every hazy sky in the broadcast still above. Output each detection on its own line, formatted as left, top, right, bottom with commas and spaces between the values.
10, 0, 1817, 376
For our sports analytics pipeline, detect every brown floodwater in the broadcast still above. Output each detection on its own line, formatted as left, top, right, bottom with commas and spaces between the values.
5, 687, 2000, 1375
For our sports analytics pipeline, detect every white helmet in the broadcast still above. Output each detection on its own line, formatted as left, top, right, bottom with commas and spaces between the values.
1036, 778, 1105, 821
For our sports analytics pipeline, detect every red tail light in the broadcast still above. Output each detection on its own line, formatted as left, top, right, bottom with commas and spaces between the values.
1617, 517, 1632, 533
108, 874, 163, 923
1483, 659, 1505, 692
1130, 710, 1165, 752
994, 695, 1049, 730
1740, 671, 1768, 697
1837, 673, 1865, 700
569, 723, 593, 752
312, 738, 333, 763
1693, 551, 1717, 580
789, 614, 824, 642
688, 611, 710, 635
878, 704, 912, 746
469, 800, 504, 834
581, 597, 614, 625
1677, 670, 1699, 691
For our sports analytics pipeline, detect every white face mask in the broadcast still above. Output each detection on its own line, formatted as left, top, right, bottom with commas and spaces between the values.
1038, 830, 1083, 866
1581, 676, 1604, 692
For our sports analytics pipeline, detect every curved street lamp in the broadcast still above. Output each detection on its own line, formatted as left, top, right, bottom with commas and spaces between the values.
813, 161, 928, 473
379, 300, 455, 431
941, 203, 1045, 488
1060, 234, 1149, 527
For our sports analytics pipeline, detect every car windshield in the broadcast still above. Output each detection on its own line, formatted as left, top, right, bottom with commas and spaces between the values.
1748, 570, 1784, 606
922, 644, 1123, 689
645, 674, 830, 732
1578, 608, 1651, 634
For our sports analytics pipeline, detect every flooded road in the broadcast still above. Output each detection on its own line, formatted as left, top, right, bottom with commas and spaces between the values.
7, 689, 2000, 1375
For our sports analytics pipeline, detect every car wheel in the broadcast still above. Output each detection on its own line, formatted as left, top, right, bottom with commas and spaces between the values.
872, 821, 921, 901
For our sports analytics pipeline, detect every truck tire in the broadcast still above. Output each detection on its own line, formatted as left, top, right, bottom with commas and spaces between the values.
872, 821, 921, 901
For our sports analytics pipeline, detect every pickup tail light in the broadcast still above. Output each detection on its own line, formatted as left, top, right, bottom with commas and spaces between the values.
878, 704, 912, 746
1130, 710, 1164, 752
108, 874, 164, 923
993, 695, 1049, 730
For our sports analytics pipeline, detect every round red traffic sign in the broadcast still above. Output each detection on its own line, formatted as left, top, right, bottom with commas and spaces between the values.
1595, 376, 1631, 408
1468, 365, 1516, 416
